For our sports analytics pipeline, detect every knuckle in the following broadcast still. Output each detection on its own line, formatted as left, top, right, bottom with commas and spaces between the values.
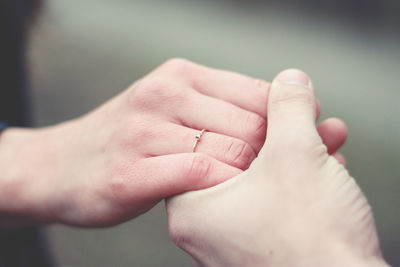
184, 154, 212, 183
246, 112, 267, 139
225, 139, 254, 169
164, 57, 191, 67
107, 167, 132, 205
132, 78, 172, 99
128, 77, 186, 110
162, 58, 195, 74
161, 58, 201, 84
106, 163, 143, 208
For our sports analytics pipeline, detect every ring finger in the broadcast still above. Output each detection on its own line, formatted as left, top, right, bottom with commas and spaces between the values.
172, 90, 267, 153
141, 123, 256, 170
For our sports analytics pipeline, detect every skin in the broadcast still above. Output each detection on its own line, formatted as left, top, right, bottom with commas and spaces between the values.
0, 59, 346, 228
167, 69, 390, 267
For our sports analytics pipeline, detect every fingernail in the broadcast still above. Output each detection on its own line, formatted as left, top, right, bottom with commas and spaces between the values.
274, 69, 312, 88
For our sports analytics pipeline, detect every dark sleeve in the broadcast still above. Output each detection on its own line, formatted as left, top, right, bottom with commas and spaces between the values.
0, 1, 53, 266
0, 228, 53, 267
0, 0, 36, 126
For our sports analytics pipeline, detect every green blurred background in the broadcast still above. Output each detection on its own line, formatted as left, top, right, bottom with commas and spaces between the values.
29, 0, 400, 266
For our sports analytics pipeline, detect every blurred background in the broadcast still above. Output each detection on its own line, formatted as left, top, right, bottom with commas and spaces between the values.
28, 0, 400, 266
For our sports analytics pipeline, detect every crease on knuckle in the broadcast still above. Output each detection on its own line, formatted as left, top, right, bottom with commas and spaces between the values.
246, 112, 267, 140
225, 139, 251, 168
185, 154, 212, 184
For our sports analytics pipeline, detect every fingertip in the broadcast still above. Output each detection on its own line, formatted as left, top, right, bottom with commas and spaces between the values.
326, 117, 348, 134
317, 117, 348, 154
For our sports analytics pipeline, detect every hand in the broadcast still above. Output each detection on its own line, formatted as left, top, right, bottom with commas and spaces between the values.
167, 69, 388, 267
0, 59, 345, 228
0, 59, 264, 227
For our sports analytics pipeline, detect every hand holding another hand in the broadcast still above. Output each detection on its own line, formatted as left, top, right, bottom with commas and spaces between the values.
0, 60, 348, 230
167, 70, 388, 267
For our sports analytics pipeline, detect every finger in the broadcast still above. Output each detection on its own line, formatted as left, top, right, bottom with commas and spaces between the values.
175, 90, 267, 153
316, 99, 321, 121
142, 123, 256, 170
192, 72, 270, 119
152, 58, 270, 118
125, 153, 242, 202
317, 118, 348, 154
332, 152, 346, 166
265, 69, 319, 144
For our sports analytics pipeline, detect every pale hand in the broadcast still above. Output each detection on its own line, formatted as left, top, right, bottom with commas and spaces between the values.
167, 70, 389, 267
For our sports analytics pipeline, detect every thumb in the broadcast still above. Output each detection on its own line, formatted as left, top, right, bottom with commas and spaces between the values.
268, 69, 318, 138
259, 69, 319, 155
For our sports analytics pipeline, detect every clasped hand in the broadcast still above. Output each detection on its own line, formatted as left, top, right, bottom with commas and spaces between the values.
0, 59, 388, 266
167, 69, 388, 267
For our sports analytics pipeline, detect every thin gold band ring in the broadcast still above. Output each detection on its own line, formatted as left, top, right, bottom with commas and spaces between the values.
192, 129, 206, 152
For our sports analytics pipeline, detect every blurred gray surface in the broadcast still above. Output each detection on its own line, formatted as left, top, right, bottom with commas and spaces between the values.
30, 0, 400, 266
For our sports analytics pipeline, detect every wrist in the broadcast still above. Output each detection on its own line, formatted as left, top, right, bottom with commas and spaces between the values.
0, 125, 70, 227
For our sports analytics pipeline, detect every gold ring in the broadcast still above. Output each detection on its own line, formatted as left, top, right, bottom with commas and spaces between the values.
192, 129, 206, 152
